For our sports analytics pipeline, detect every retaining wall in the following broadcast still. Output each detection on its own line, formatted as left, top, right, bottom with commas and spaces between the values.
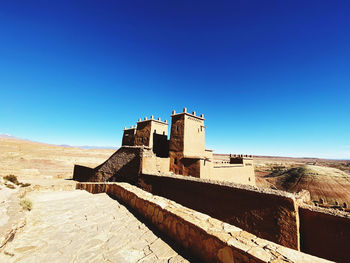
138, 173, 299, 250
77, 182, 329, 263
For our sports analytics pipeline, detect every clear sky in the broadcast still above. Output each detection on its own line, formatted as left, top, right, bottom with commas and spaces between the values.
1, 1, 349, 159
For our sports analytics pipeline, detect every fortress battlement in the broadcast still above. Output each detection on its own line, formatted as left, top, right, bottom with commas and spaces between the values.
171, 107, 205, 120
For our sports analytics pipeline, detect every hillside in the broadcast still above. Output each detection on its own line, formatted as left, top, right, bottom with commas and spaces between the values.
265, 165, 350, 207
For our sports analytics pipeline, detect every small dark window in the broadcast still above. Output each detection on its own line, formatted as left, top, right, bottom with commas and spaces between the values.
154, 129, 156, 133
248, 177, 251, 181
176, 126, 179, 132
163, 131, 165, 135
174, 158, 178, 165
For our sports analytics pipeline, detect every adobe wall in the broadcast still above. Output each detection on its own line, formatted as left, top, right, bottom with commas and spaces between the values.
199, 158, 213, 179
141, 151, 170, 175
182, 114, 205, 157
169, 114, 184, 153
169, 151, 201, 177
73, 146, 144, 183
95, 146, 143, 183
76, 182, 330, 263
138, 173, 299, 250
122, 128, 135, 146
152, 133, 168, 157
134, 121, 151, 147
206, 164, 255, 186
299, 205, 350, 263
72, 165, 95, 182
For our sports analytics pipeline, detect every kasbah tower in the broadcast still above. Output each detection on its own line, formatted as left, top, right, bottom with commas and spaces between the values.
122, 107, 255, 185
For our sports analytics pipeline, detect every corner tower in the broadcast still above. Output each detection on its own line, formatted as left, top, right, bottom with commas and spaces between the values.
169, 108, 206, 177
134, 116, 169, 157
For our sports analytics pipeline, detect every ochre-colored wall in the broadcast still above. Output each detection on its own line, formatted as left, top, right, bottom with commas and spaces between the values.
142, 154, 170, 175
199, 158, 213, 179
299, 206, 350, 263
183, 114, 205, 157
138, 174, 299, 250
204, 164, 256, 186
150, 121, 168, 136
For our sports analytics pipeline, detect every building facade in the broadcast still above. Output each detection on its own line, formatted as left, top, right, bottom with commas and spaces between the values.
122, 108, 255, 185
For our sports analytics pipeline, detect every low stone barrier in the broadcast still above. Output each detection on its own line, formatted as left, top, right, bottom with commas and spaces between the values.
77, 182, 330, 263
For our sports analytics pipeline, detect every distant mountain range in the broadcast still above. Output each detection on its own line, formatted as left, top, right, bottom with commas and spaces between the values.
0, 133, 118, 150
0, 133, 22, 139
58, 144, 118, 150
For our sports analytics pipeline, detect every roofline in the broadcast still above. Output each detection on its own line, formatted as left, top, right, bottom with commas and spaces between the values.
137, 119, 168, 125
170, 112, 204, 120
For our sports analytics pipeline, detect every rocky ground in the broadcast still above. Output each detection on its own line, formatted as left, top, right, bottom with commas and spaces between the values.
0, 186, 190, 263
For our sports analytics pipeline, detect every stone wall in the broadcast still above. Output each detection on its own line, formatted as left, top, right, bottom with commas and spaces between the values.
134, 121, 151, 147
72, 165, 95, 182
73, 146, 144, 183
141, 152, 170, 175
76, 182, 329, 263
208, 165, 255, 186
299, 205, 350, 263
138, 174, 299, 250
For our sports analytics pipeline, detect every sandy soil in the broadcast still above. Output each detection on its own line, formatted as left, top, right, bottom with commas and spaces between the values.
0, 138, 115, 181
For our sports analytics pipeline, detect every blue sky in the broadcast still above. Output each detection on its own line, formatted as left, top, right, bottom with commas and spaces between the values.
1, 1, 349, 159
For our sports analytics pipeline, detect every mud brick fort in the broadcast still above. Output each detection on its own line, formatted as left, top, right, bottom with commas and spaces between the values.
123, 107, 255, 184
74, 108, 350, 263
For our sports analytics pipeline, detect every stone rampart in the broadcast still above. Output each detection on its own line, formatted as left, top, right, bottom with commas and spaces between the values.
138, 173, 299, 250
76, 182, 329, 263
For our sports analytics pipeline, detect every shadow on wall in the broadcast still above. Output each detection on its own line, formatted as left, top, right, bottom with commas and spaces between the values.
73, 147, 143, 184
153, 133, 169, 157
138, 173, 299, 250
